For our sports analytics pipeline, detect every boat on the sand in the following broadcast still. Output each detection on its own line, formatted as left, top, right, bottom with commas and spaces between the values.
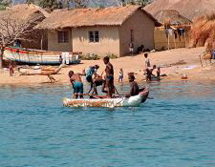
4, 47, 81, 65
62, 89, 149, 108
18, 64, 63, 75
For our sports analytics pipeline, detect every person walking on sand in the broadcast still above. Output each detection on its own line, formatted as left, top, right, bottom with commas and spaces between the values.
103, 56, 114, 98
118, 68, 123, 83
68, 70, 85, 99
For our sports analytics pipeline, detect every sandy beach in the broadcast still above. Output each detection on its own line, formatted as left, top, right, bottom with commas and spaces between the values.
0, 47, 215, 86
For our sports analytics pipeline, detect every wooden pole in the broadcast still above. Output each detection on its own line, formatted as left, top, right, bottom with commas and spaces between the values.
41, 33, 43, 50
167, 34, 170, 50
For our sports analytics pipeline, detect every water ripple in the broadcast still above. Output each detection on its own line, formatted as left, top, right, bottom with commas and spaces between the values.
0, 81, 215, 167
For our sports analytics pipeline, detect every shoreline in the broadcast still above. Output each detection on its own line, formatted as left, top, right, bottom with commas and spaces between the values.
1, 76, 215, 89
1, 67, 214, 87
0, 47, 214, 86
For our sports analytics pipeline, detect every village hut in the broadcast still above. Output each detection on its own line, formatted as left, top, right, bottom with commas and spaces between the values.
0, 4, 49, 50
36, 5, 160, 57
154, 10, 192, 25
153, 9, 192, 50
144, 0, 215, 21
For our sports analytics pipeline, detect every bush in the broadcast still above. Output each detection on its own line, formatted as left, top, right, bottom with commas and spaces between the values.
81, 53, 100, 60
106, 53, 118, 59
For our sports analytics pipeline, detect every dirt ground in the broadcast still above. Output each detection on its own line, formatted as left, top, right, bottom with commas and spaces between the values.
0, 47, 215, 86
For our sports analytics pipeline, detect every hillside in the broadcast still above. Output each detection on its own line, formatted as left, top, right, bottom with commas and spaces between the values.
144, 0, 215, 20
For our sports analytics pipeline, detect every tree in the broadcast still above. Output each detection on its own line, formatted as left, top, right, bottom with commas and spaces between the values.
70, 0, 89, 8
0, 0, 12, 6
0, 11, 43, 68
136, 0, 152, 6
116, 0, 152, 6
25, 0, 91, 9
62, 0, 70, 8
39, 0, 63, 10
26, 0, 36, 5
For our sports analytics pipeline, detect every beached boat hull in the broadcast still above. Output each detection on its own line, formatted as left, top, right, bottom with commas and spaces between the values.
4, 47, 81, 65
62, 89, 149, 108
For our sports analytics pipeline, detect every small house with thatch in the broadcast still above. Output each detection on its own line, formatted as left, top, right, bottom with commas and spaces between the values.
0, 4, 49, 50
36, 5, 159, 57
153, 10, 192, 50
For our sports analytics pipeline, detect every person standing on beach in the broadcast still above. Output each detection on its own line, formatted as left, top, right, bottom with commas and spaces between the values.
129, 42, 134, 56
103, 56, 114, 98
146, 65, 156, 82
68, 70, 85, 99
9, 61, 14, 76
144, 53, 151, 68
118, 68, 123, 83
59, 54, 63, 64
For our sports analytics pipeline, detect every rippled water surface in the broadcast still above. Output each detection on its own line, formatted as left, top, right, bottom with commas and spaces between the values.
0, 81, 215, 167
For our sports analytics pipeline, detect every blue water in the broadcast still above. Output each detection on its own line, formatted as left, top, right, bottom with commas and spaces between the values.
0, 81, 215, 167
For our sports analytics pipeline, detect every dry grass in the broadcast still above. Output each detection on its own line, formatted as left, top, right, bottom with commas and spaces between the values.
155, 9, 192, 25
189, 14, 215, 49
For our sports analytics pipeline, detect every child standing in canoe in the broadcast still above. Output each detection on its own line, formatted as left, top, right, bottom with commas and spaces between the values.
68, 70, 85, 99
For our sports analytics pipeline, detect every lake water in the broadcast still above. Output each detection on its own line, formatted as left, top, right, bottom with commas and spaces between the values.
0, 81, 215, 167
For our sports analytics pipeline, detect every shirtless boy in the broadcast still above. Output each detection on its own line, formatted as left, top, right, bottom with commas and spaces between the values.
126, 73, 139, 98
68, 70, 85, 99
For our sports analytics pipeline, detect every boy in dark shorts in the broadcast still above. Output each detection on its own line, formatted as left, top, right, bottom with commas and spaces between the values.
146, 65, 156, 82
103, 56, 114, 98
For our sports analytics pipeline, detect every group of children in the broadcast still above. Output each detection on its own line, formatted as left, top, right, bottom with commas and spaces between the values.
117, 53, 160, 84
68, 56, 116, 99
68, 56, 141, 99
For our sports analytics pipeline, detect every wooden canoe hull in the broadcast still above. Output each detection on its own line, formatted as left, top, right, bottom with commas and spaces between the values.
62, 89, 149, 108
4, 47, 81, 65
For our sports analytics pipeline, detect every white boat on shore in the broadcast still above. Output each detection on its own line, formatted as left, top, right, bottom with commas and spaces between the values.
62, 89, 149, 108
4, 47, 81, 65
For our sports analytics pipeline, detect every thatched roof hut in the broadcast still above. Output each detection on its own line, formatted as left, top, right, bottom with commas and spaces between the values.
0, 4, 49, 49
144, 0, 215, 21
0, 4, 49, 21
154, 10, 192, 25
36, 5, 160, 30
36, 5, 159, 56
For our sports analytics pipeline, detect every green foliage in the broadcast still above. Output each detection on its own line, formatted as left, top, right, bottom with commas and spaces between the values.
26, 0, 36, 5
25, 0, 88, 9
72, 0, 88, 8
81, 53, 100, 60
0, 0, 12, 6
0, 4, 6, 10
62, 0, 70, 8
39, 0, 63, 10
121, 0, 152, 7
106, 53, 118, 59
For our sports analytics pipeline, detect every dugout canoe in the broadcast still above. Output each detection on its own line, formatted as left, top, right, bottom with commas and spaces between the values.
62, 89, 149, 108
3, 47, 81, 65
